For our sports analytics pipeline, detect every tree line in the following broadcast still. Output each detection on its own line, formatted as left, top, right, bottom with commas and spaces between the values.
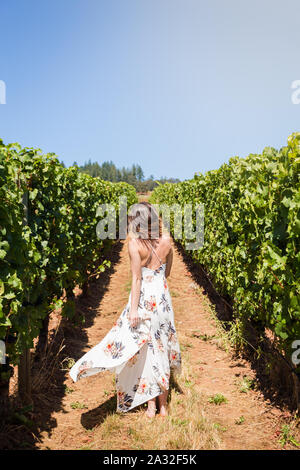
61, 159, 180, 192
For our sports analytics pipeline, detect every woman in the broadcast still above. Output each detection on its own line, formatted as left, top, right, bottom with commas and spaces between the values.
69, 202, 181, 418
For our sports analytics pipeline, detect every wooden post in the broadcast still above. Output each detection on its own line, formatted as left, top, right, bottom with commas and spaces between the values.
18, 349, 32, 404
18, 188, 32, 405
292, 372, 300, 413
81, 272, 89, 298
0, 360, 11, 420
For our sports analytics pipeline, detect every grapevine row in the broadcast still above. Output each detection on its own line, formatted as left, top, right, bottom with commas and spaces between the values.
151, 133, 300, 359
0, 140, 137, 366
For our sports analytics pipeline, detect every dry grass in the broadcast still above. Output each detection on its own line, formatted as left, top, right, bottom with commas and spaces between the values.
32, 317, 65, 395
79, 359, 221, 450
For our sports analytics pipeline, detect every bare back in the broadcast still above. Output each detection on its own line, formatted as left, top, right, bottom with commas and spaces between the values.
128, 233, 173, 279
139, 234, 173, 275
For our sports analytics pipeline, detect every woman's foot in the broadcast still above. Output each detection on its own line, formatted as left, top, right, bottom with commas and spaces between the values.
159, 404, 168, 417
145, 398, 157, 418
158, 389, 168, 417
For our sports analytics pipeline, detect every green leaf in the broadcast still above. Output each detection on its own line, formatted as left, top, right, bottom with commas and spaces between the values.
29, 188, 38, 200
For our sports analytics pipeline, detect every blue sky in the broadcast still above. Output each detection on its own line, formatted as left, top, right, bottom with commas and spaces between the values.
0, 0, 299, 180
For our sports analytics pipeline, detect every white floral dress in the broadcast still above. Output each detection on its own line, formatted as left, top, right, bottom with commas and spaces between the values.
69, 253, 182, 413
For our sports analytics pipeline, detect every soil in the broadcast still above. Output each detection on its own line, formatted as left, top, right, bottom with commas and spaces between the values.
1, 238, 299, 450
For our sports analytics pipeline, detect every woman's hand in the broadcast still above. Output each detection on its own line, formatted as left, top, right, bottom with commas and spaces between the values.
129, 309, 139, 328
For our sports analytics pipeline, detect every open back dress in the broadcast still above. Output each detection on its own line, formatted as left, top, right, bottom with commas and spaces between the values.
69, 242, 182, 412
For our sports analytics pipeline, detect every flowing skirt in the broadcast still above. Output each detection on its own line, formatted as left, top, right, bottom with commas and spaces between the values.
69, 264, 181, 412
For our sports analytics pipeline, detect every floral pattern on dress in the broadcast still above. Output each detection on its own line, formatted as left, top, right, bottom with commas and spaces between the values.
117, 389, 134, 411
159, 294, 171, 312
154, 329, 165, 352
144, 295, 157, 312
77, 360, 106, 380
160, 374, 169, 390
128, 350, 140, 366
103, 340, 125, 359
77, 360, 94, 379
169, 350, 181, 369
69, 263, 181, 413
133, 377, 161, 396
138, 288, 145, 308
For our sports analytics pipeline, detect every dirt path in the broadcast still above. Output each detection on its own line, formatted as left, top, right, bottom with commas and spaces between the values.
29, 238, 298, 451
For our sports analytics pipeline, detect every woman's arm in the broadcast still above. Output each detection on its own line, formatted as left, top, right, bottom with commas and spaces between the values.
165, 246, 173, 278
128, 238, 142, 327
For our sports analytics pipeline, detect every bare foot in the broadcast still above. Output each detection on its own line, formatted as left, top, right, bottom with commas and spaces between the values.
145, 400, 157, 418
159, 404, 168, 417
158, 389, 169, 417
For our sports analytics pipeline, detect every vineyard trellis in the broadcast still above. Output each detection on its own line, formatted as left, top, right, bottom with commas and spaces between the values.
0, 140, 137, 409
151, 132, 300, 408
18, 186, 31, 404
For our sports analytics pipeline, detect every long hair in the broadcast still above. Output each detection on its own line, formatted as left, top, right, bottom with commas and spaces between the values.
127, 201, 162, 248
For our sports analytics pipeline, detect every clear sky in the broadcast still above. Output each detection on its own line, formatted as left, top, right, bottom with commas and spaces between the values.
0, 0, 299, 180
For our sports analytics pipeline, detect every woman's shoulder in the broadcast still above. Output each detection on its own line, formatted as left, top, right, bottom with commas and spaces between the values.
127, 235, 140, 252
160, 232, 172, 250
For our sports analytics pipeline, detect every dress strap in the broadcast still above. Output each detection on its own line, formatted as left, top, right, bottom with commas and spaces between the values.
144, 242, 163, 267
151, 244, 163, 264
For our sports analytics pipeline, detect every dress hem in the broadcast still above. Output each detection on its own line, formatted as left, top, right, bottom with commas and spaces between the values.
117, 388, 167, 413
